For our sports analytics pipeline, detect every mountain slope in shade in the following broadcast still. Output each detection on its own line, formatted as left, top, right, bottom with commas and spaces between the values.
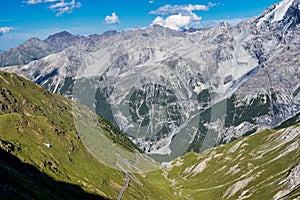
3, 0, 300, 159
0, 146, 105, 200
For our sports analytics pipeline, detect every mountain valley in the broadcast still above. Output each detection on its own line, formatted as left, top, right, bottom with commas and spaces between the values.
2, 0, 300, 160
0, 71, 300, 199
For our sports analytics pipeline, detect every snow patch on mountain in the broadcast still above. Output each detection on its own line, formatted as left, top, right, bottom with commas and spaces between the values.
257, 0, 295, 26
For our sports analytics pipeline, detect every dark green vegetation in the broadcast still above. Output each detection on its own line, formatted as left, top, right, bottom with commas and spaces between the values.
275, 112, 300, 130
293, 86, 300, 97
95, 86, 118, 127
189, 92, 281, 152
224, 93, 280, 127
129, 83, 182, 138
58, 76, 75, 97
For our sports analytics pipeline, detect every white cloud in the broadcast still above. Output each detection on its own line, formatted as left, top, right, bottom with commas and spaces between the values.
151, 13, 201, 31
27, 0, 43, 4
104, 13, 120, 24
150, 3, 215, 30
208, 2, 216, 7
51, 0, 81, 16
0, 27, 15, 36
26, 0, 81, 16
149, 0, 154, 4
149, 4, 210, 16
50, 1, 66, 9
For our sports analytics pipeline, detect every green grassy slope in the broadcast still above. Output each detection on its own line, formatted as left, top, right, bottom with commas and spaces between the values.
163, 126, 300, 199
0, 71, 177, 200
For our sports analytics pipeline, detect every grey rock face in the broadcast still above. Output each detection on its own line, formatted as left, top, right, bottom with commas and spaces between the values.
3, 0, 300, 159
274, 163, 300, 199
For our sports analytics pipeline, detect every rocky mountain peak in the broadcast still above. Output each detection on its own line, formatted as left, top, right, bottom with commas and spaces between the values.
219, 21, 230, 28
44, 31, 79, 51
88, 30, 119, 42
255, 0, 300, 30
45, 31, 73, 41
25, 37, 41, 43
19, 37, 46, 49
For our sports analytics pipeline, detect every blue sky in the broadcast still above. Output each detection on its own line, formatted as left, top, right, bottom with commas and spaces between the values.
0, 0, 280, 50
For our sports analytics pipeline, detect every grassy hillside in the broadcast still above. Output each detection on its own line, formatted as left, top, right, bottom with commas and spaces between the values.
163, 126, 300, 199
0, 71, 176, 200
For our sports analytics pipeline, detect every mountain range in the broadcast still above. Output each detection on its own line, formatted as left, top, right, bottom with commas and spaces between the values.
0, 30, 118, 67
1, 0, 300, 161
